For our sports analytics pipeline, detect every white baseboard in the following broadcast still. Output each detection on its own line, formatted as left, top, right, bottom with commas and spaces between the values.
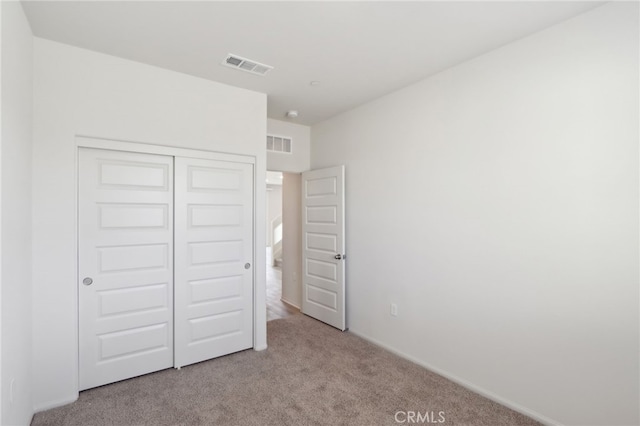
348, 329, 563, 426
280, 298, 300, 310
33, 394, 78, 413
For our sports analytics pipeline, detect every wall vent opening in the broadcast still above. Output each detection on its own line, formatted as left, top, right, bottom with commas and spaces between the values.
267, 135, 292, 154
223, 54, 273, 76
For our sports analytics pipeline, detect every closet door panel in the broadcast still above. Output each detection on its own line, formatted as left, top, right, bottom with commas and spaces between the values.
78, 148, 174, 390
174, 157, 254, 368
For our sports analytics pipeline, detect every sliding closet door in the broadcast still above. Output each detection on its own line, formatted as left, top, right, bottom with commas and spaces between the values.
174, 157, 254, 368
78, 148, 174, 390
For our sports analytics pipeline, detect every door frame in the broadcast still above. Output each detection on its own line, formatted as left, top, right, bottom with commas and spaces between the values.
75, 135, 264, 386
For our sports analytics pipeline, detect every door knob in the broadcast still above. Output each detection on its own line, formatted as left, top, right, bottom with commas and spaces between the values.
334, 254, 342, 260
244, 263, 251, 269
82, 277, 93, 286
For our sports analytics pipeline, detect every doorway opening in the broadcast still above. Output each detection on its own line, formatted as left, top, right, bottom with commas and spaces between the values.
266, 171, 299, 321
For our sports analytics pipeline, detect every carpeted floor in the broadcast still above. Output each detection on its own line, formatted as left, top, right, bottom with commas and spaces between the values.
32, 315, 540, 426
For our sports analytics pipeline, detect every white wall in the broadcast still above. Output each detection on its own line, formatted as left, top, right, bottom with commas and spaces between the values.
267, 119, 310, 173
281, 173, 302, 308
1, 2, 34, 425
1, 6, 4, 421
311, 4, 638, 426
32, 38, 267, 411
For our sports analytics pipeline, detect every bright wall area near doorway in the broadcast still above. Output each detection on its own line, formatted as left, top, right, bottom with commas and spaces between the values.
266, 171, 283, 249
281, 173, 302, 308
266, 120, 311, 310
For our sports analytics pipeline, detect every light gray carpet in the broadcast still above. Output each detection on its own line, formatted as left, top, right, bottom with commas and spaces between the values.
32, 314, 539, 426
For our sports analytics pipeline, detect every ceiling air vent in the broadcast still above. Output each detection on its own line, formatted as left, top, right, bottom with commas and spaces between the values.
223, 54, 273, 76
267, 135, 292, 154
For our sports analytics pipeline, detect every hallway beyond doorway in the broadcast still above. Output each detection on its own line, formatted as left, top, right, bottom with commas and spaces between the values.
266, 247, 299, 321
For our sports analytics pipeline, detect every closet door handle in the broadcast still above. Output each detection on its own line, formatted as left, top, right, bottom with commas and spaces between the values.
244, 263, 251, 270
82, 277, 93, 286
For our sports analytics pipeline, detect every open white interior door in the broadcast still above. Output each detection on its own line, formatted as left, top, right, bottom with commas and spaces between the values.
301, 166, 346, 331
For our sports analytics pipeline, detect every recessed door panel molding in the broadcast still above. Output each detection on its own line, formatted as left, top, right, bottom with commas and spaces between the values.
98, 323, 169, 361
98, 160, 169, 190
98, 283, 169, 317
189, 311, 243, 343
188, 240, 243, 266
175, 157, 254, 368
99, 203, 168, 229
98, 243, 169, 274
189, 166, 243, 191
306, 176, 337, 197
79, 148, 174, 390
306, 259, 338, 282
189, 276, 244, 304
306, 206, 337, 224
302, 166, 346, 331
306, 233, 338, 253
189, 205, 243, 228
306, 285, 338, 311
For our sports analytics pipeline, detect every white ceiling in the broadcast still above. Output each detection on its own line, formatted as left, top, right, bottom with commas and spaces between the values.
22, 1, 604, 126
